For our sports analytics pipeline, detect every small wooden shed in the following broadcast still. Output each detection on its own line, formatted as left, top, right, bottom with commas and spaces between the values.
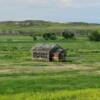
32, 44, 66, 62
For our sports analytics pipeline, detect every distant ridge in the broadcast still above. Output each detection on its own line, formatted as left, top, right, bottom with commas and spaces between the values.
66, 22, 100, 25
0, 20, 100, 26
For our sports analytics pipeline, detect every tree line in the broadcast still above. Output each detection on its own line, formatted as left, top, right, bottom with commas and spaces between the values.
0, 29, 100, 41
30, 30, 100, 41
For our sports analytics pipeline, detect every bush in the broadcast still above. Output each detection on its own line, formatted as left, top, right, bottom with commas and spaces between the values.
50, 33, 57, 40
89, 31, 100, 41
43, 33, 57, 40
62, 31, 75, 39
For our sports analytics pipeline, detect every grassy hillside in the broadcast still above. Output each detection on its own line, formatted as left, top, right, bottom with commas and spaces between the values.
0, 20, 100, 35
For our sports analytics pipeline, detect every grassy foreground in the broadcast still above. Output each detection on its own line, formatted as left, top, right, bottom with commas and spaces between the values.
0, 69, 100, 100
0, 89, 100, 100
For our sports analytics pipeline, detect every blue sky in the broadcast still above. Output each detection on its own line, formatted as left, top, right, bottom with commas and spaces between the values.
0, 0, 100, 23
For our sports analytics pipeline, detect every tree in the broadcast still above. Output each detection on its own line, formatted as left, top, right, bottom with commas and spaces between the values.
89, 31, 100, 41
43, 33, 50, 40
62, 31, 75, 39
43, 33, 57, 40
50, 33, 57, 40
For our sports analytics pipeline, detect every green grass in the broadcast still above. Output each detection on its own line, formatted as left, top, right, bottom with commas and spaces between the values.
0, 71, 100, 94
0, 35, 100, 100
0, 22, 100, 35
0, 89, 100, 100
0, 35, 99, 66
0, 70, 100, 99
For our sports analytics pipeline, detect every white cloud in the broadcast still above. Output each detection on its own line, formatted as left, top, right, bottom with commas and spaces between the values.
55, 0, 72, 7
71, 0, 100, 7
0, 0, 48, 7
53, 0, 100, 8
0, 0, 100, 8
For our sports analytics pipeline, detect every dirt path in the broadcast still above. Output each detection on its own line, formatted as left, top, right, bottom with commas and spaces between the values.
0, 64, 93, 74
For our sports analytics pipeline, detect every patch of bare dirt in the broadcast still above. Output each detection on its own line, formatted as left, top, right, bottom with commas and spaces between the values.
0, 64, 93, 74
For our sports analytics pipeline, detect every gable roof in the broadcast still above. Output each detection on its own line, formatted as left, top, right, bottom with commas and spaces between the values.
32, 44, 61, 52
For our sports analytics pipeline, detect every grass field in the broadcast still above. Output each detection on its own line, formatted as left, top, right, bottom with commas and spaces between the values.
0, 35, 100, 100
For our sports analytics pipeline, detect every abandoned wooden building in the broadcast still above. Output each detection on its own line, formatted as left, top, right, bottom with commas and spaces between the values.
32, 44, 66, 62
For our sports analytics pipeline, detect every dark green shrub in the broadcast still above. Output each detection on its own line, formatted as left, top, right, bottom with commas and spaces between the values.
62, 31, 75, 39
89, 31, 100, 41
50, 33, 57, 40
43, 33, 57, 40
